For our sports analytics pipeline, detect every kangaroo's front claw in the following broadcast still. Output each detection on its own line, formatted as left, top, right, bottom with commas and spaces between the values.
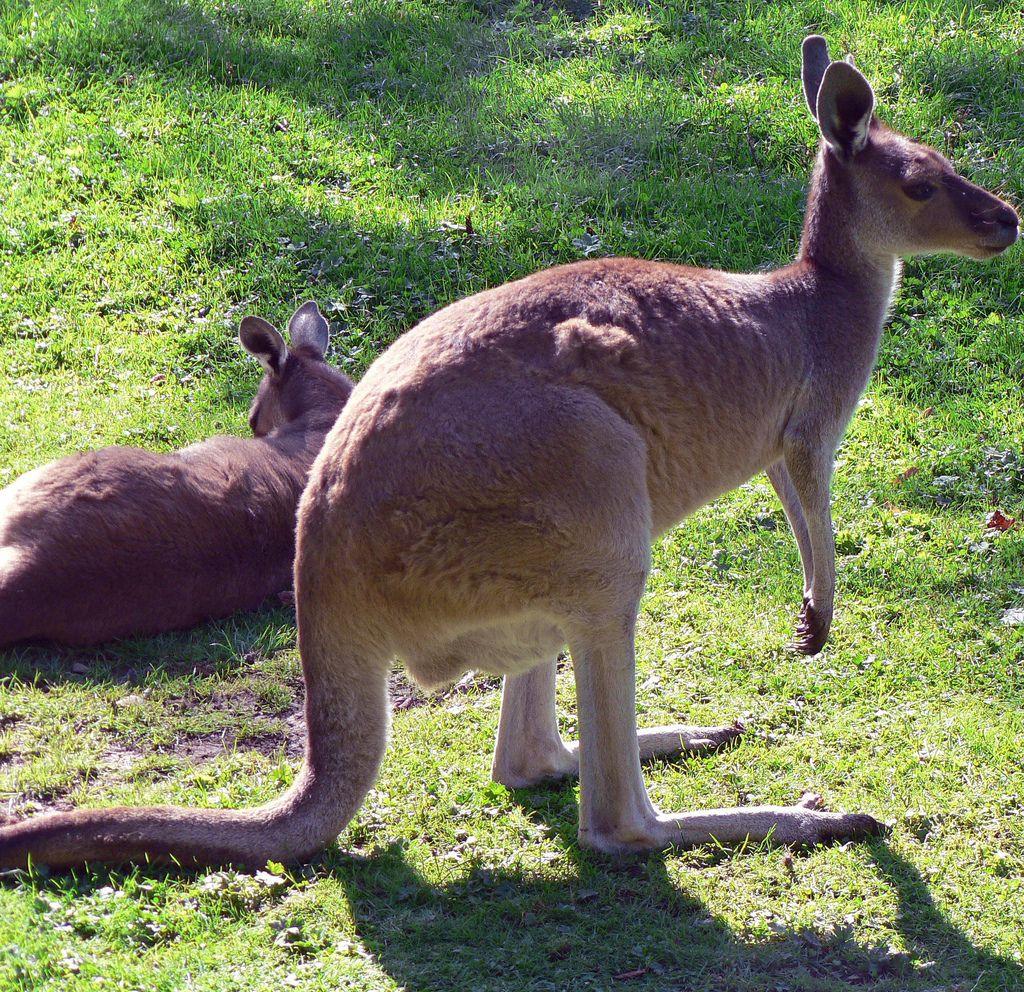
794, 599, 829, 655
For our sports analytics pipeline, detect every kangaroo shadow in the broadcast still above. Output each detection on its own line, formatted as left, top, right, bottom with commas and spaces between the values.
329, 842, 1020, 991
4, 818, 1017, 991
327, 786, 1024, 992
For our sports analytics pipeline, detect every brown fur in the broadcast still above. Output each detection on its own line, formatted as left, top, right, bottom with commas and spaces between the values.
0, 302, 352, 648
0, 39, 1016, 867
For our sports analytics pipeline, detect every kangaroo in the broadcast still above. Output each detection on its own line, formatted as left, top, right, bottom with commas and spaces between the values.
0, 302, 352, 649
0, 38, 1017, 868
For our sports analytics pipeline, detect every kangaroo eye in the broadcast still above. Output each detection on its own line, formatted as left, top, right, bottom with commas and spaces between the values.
904, 182, 936, 201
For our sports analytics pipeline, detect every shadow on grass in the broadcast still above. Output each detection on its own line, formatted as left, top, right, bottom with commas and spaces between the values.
904, 42, 1024, 132
4, 773, 1020, 992
328, 825, 1023, 992
31, 0, 1017, 373
33, 0, 818, 273
5, 827, 1018, 992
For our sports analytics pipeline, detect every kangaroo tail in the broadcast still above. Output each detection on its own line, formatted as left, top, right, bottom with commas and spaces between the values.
0, 585, 391, 870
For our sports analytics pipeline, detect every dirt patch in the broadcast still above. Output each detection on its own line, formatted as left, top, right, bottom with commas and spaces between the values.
3, 668, 505, 819
5, 780, 80, 818
124, 669, 503, 766
390, 670, 426, 711
0, 750, 26, 772
96, 741, 142, 773
150, 670, 502, 761
162, 701, 307, 763
165, 686, 292, 718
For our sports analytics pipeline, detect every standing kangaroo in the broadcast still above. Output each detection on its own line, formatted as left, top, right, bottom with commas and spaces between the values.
0, 302, 352, 649
0, 38, 1017, 867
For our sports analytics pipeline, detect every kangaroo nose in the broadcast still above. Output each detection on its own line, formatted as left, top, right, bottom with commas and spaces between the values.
992, 203, 1018, 228
995, 205, 1019, 245
971, 202, 1019, 246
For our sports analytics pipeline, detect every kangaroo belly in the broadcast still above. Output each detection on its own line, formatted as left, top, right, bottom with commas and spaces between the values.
402, 616, 566, 690
646, 437, 784, 535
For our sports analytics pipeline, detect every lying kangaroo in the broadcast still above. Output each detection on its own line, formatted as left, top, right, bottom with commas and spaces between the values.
0, 302, 352, 649
0, 38, 1017, 868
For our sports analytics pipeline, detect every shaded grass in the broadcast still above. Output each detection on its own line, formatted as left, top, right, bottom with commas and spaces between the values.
1, 1, 1023, 990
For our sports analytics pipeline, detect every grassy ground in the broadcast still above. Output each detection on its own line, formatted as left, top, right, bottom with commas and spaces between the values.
1, 1, 1023, 989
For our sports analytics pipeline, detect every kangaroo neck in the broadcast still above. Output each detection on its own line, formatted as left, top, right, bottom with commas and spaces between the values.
265, 413, 336, 476
795, 145, 901, 377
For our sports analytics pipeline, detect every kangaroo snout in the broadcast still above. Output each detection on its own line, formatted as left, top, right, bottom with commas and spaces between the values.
983, 209, 1019, 250
967, 190, 1019, 252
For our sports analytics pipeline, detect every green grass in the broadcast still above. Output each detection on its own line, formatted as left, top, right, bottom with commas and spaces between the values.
2, 0, 1023, 989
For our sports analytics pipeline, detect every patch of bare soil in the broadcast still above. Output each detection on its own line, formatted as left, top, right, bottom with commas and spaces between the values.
6, 782, 80, 819
149, 670, 503, 764
163, 701, 307, 764
0, 750, 25, 773
3, 668, 504, 818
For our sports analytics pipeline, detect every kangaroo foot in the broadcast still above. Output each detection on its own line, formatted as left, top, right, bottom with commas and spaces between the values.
633, 720, 745, 760
492, 737, 579, 788
580, 793, 884, 855
493, 721, 745, 789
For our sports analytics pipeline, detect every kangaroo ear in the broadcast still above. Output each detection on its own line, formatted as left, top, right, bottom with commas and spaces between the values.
239, 316, 288, 375
816, 59, 875, 158
802, 35, 831, 118
288, 301, 329, 358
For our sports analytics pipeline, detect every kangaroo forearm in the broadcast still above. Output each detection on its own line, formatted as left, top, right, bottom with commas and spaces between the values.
766, 460, 814, 592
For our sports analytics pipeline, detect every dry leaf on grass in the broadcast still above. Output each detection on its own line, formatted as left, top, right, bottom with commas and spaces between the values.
984, 509, 1016, 533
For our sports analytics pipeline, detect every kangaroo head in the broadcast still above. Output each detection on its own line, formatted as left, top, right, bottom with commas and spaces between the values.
239, 301, 351, 437
802, 35, 1018, 261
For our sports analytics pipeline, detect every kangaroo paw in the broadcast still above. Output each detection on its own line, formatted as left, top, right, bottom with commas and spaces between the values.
794, 600, 829, 655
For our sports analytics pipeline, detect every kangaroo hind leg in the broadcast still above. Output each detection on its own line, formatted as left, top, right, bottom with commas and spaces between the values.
570, 607, 882, 854
491, 659, 744, 789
